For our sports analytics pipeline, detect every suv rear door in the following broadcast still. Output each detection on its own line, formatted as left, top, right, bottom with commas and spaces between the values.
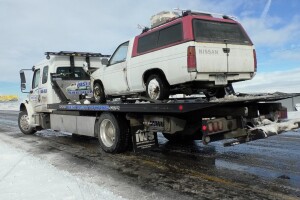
193, 19, 254, 73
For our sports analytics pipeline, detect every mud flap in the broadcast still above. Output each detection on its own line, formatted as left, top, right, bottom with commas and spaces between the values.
131, 125, 158, 152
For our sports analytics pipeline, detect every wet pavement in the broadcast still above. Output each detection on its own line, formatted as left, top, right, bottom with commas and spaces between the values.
0, 110, 300, 199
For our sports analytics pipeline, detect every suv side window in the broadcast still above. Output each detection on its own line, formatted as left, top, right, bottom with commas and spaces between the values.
138, 32, 159, 53
42, 66, 48, 84
32, 69, 40, 89
157, 23, 182, 47
109, 42, 129, 65
137, 23, 183, 54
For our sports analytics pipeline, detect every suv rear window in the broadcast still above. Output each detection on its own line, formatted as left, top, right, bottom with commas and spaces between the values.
137, 23, 183, 53
193, 19, 251, 45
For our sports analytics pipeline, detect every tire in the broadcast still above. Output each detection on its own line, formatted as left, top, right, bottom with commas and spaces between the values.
18, 111, 36, 135
93, 82, 106, 103
146, 74, 169, 100
204, 88, 225, 100
97, 113, 130, 153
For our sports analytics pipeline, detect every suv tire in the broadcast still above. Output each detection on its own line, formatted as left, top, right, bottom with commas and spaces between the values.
146, 74, 169, 100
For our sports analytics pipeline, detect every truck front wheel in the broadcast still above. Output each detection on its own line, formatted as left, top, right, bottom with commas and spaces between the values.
146, 74, 169, 100
97, 113, 130, 153
18, 111, 36, 135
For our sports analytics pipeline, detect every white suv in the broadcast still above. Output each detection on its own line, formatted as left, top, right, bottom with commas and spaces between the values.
91, 10, 256, 102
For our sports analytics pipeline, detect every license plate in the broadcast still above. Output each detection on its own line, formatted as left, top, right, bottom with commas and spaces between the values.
215, 74, 227, 85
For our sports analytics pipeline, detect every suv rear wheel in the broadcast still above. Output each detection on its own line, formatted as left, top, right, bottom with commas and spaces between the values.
146, 74, 169, 100
204, 88, 225, 100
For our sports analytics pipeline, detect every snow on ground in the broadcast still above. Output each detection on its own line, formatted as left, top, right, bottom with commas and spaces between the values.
0, 101, 19, 111
0, 140, 126, 200
251, 118, 300, 137
288, 111, 300, 119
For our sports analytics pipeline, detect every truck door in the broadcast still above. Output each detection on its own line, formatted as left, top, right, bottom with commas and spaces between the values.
29, 68, 42, 112
39, 66, 49, 112
101, 41, 130, 94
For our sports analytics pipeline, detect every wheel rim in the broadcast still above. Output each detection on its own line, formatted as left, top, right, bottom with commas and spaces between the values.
148, 79, 160, 100
20, 114, 30, 131
100, 119, 116, 147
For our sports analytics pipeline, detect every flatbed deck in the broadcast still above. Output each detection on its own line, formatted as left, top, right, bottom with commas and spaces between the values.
47, 93, 299, 114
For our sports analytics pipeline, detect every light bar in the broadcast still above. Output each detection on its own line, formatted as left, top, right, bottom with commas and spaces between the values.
45, 51, 111, 58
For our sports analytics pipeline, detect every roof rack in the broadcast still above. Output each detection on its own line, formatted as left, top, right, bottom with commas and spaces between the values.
45, 51, 110, 60
176, 9, 237, 20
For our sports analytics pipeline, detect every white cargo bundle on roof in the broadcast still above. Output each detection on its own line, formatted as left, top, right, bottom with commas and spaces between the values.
150, 11, 180, 28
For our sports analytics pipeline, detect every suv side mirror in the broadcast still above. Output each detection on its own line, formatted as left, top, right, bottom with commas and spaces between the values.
101, 58, 109, 66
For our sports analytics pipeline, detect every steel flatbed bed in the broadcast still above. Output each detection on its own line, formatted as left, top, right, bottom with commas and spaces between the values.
47, 92, 297, 115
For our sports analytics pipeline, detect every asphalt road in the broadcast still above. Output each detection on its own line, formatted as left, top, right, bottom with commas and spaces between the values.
0, 110, 300, 200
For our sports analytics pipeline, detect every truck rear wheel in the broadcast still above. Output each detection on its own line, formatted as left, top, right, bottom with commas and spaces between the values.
146, 74, 169, 100
97, 113, 130, 153
94, 83, 106, 103
18, 111, 36, 135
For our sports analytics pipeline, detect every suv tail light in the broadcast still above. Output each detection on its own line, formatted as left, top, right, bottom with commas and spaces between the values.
187, 46, 197, 72
253, 49, 257, 72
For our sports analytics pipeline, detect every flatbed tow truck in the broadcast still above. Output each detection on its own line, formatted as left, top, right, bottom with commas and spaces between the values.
18, 51, 299, 153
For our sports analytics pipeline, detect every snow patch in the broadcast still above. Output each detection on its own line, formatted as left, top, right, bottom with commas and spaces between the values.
210, 92, 284, 102
251, 119, 300, 137
0, 101, 20, 111
0, 140, 126, 200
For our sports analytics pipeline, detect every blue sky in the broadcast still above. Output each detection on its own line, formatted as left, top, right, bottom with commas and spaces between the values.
0, 0, 300, 96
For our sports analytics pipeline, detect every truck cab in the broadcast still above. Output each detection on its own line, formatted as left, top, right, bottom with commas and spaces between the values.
19, 51, 104, 133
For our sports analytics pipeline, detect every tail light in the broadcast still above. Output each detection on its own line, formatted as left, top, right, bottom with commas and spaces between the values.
202, 125, 207, 132
207, 121, 224, 133
187, 46, 197, 72
208, 123, 213, 133
253, 49, 257, 72
213, 122, 218, 132
278, 107, 287, 120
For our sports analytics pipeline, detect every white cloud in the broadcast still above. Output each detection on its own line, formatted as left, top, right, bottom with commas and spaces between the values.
0, 0, 239, 83
0, 0, 299, 96
261, 0, 272, 19
234, 68, 300, 93
240, 15, 300, 47
270, 48, 300, 61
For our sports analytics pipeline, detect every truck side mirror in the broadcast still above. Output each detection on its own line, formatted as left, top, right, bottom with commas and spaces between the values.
20, 71, 26, 84
21, 83, 26, 90
20, 70, 30, 93
101, 58, 109, 66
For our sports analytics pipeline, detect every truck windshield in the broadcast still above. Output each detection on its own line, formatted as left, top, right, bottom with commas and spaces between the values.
193, 19, 251, 45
